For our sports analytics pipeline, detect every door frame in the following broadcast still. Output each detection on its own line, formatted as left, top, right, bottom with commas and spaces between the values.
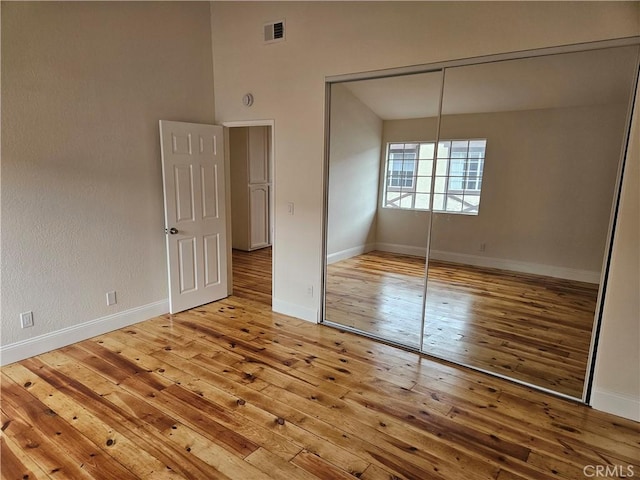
222, 120, 276, 300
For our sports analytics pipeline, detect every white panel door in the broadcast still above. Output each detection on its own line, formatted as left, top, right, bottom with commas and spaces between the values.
159, 120, 227, 314
249, 184, 270, 249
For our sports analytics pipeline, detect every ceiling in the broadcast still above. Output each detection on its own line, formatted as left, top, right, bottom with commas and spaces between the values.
342, 46, 639, 120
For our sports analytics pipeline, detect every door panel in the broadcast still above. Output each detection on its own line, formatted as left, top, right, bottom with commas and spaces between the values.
248, 126, 269, 184
201, 164, 219, 219
172, 132, 192, 155
203, 234, 221, 287
249, 184, 270, 249
174, 165, 195, 222
160, 120, 228, 314
178, 237, 197, 293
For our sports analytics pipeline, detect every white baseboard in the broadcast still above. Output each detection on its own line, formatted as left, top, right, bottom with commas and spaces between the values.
0, 300, 169, 366
375, 242, 427, 258
327, 243, 376, 265
272, 298, 318, 323
374, 243, 600, 283
591, 389, 640, 422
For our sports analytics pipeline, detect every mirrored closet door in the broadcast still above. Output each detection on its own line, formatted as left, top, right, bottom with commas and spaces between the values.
323, 42, 639, 399
324, 71, 443, 349
425, 46, 639, 398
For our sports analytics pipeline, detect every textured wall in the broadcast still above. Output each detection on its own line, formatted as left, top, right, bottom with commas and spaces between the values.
1, 2, 215, 346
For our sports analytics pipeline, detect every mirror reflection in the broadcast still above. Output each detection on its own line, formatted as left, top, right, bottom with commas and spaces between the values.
325, 71, 442, 348
324, 46, 639, 398
425, 47, 639, 397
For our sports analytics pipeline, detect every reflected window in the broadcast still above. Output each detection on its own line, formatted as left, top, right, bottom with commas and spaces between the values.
383, 139, 486, 215
388, 144, 417, 188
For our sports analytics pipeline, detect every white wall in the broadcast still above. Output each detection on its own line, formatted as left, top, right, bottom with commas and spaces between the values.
591, 80, 640, 422
1, 2, 215, 359
210, 1, 639, 322
326, 84, 382, 263
377, 104, 628, 282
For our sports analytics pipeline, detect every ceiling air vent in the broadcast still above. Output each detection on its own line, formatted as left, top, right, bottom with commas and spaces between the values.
264, 20, 285, 44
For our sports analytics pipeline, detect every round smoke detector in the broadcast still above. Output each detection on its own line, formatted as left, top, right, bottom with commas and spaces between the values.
242, 93, 254, 107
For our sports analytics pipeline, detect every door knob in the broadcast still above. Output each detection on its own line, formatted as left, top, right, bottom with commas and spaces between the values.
165, 227, 179, 235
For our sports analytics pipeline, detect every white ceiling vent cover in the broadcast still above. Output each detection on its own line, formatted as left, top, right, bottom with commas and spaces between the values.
264, 20, 285, 44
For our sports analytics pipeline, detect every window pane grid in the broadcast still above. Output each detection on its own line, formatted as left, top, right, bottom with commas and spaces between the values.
383, 139, 486, 215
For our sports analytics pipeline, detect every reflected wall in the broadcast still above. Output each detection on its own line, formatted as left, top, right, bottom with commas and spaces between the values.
325, 72, 443, 348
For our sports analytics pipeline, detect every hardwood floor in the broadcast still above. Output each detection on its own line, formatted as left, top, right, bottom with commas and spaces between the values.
325, 251, 598, 398
232, 247, 272, 306
3, 249, 637, 480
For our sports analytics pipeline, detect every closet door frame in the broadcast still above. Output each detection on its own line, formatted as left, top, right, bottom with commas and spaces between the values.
321, 36, 640, 404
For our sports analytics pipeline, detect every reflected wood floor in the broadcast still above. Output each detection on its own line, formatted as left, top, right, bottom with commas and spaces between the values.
325, 251, 598, 398
3, 250, 637, 480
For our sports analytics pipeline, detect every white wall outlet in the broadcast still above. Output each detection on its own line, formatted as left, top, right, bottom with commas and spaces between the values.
479, 243, 486, 252
287, 202, 294, 215
106, 291, 117, 306
307, 285, 313, 297
20, 311, 34, 329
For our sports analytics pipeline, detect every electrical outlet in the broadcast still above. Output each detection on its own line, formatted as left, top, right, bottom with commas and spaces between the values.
479, 243, 486, 252
287, 202, 294, 215
20, 311, 34, 329
106, 291, 117, 306
307, 285, 314, 297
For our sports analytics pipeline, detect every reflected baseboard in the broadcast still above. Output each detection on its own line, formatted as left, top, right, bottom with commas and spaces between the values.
428, 249, 601, 283
375, 243, 427, 258
327, 243, 376, 264
374, 243, 601, 283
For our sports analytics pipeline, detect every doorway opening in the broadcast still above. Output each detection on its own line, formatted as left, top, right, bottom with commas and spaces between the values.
225, 122, 275, 307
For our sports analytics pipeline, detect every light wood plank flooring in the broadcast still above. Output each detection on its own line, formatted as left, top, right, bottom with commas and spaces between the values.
231, 247, 272, 306
325, 251, 598, 398
3, 250, 637, 480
